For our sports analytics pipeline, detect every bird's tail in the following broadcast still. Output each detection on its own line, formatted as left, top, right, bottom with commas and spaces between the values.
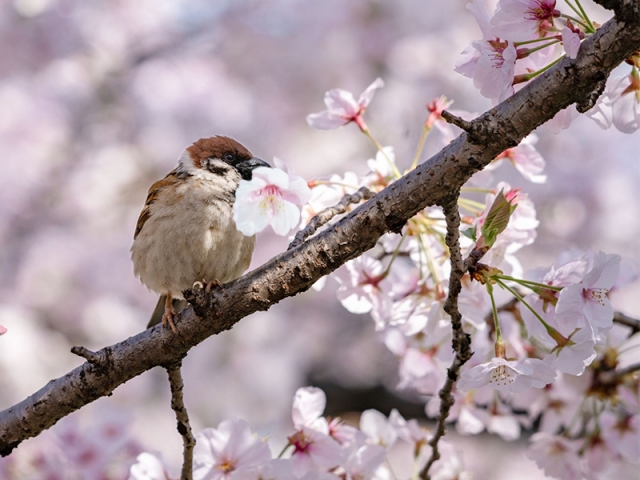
147, 295, 188, 329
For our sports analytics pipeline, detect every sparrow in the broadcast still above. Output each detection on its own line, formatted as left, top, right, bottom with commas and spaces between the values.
131, 136, 270, 332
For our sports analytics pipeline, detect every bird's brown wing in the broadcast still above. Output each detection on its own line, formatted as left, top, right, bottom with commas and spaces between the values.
134, 169, 182, 239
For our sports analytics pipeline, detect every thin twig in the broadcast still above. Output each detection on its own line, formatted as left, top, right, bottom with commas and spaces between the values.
166, 363, 195, 480
613, 311, 640, 334
420, 195, 473, 480
288, 186, 374, 250
440, 111, 474, 132
70, 346, 102, 364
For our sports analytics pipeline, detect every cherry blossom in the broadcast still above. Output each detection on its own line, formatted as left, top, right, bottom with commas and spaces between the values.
340, 441, 386, 480
128, 453, 172, 480
458, 355, 555, 393
292, 387, 329, 432
359, 410, 398, 449
364, 146, 397, 186
306, 78, 384, 131
333, 255, 392, 329
491, 0, 559, 42
192, 418, 271, 480
234, 166, 312, 236
526, 433, 583, 480
600, 412, 640, 464
561, 26, 582, 59
288, 387, 345, 476
455, 0, 518, 101
288, 426, 345, 477
609, 69, 640, 133
556, 251, 621, 341
490, 134, 547, 183
425, 96, 454, 129
240, 459, 296, 480
0, 324, 6, 335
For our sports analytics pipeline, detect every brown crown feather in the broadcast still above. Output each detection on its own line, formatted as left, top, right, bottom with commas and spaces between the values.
186, 136, 253, 169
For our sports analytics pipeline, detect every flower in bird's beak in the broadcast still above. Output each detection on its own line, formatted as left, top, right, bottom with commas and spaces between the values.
233, 166, 312, 236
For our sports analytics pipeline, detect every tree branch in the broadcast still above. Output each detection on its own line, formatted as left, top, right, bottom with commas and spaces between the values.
1, 13, 639, 455
288, 186, 374, 250
167, 363, 195, 480
420, 197, 472, 480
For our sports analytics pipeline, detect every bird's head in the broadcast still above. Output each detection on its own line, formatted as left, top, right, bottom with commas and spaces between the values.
179, 135, 271, 180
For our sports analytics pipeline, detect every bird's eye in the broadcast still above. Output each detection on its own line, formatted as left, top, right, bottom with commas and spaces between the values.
223, 154, 235, 162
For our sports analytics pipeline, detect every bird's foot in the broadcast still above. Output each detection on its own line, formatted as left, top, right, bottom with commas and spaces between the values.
203, 278, 222, 293
162, 294, 179, 334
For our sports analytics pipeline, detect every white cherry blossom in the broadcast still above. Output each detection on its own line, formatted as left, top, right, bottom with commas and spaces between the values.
491, 0, 559, 42
193, 419, 271, 480
306, 78, 384, 131
556, 251, 621, 341
234, 166, 312, 236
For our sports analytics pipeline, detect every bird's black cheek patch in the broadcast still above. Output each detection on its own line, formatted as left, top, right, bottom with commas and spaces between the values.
208, 165, 230, 176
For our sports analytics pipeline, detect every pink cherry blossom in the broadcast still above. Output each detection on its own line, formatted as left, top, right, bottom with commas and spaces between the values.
458, 356, 556, 393
340, 441, 386, 480
365, 146, 397, 186
234, 166, 312, 236
288, 387, 345, 476
389, 409, 431, 448
288, 426, 345, 477
556, 251, 621, 341
609, 70, 640, 133
192, 418, 271, 480
600, 412, 640, 464
526, 433, 583, 480
128, 453, 172, 480
0, 324, 6, 335
333, 255, 392, 329
545, 105, 579, 133
544, 327, 597, 375
292, 387, 329, 433
425, 96, 454, 129
306, 78, 384, 131
491, 134, 547, 183
520, 255, 588, 339
561, 26, 581, 59
360, 410, 398, 449
491, 0, 559, 42
240, 459, 296, 480
455, 0, 518, 101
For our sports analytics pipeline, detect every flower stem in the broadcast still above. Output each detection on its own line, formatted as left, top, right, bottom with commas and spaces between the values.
461, 186, 492, 194
560, 14, 590, 31
496, 275, 563, 292
515, 36, 562, 47
383, 234, 407, 277
277, 443, 292, 459
410, 125, 431, 170
362, 129, 402, 178
513, 55, 564, 84
486, 282, 502, 341
574, 0, 596, 32
519, 40, 560, 57
494, 278, 554, 332
457, 197, 485, 215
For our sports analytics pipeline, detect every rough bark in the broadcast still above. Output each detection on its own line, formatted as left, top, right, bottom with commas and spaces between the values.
0, 12, 639, 456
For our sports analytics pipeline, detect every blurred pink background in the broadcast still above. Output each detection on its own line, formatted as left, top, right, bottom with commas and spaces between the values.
0, 0, 637, 478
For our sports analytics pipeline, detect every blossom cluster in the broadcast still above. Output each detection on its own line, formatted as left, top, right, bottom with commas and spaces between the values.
301, 61, 639, 478
129, 387, 470, 480
455, 0, 639, 133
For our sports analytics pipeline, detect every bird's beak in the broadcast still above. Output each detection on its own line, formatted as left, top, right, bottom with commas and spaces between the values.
236, 157, 271, 180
